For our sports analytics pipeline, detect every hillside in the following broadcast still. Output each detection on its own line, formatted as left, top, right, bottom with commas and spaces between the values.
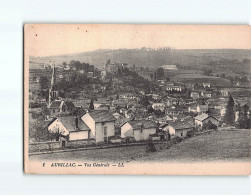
29, 49, 251, 74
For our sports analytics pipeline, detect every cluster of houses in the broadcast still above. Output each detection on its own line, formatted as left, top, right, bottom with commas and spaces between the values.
30, 61, 250, 146
46, 104, 220, 144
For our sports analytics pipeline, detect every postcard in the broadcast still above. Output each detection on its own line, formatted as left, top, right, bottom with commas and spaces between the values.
24, 24, 251, 174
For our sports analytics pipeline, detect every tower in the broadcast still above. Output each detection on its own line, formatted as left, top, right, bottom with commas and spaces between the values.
48, 63, 58, 107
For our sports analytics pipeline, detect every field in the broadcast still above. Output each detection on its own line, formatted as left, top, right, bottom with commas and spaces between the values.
30, 129, 251, 163
137, 129, 251, 162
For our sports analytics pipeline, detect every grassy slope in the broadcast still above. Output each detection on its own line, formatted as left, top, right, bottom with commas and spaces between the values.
137, 129, 251, 162
30, 129, 251, 163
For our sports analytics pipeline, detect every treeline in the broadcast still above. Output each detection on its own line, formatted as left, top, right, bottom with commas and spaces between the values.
63, 60, 95, 72
224, 96, 250, 129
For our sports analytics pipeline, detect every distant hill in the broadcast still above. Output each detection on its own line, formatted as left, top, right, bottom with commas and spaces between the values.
29, 49, 251, 73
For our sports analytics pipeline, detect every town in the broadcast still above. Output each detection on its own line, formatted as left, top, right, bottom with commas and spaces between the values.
28, 51, 251, 158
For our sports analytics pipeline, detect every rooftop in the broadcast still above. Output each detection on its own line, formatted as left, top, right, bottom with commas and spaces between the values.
49, 100, 63, 109
127, 120, 158, 129
57, 116, 90, 132
88, 110, 116, 122
194, 113, 209, 121
169, 118, 194, 130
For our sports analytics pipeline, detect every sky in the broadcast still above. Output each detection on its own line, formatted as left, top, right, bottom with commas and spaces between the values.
25, 24, 251, 57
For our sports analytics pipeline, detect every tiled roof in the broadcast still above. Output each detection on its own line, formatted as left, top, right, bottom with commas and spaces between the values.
57, 116, 90, 132
128, 120, 158, 129
169, 118, 194, 130
88, 110, 116, 122
49, 101, 62, 109
194, 113, 209, 121
65, 101, 75, 109
56, 116, 76, 132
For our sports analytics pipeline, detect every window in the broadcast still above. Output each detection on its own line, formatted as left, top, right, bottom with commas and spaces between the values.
181, 132, 183, 137
104, 126, 107, 137
53, 109, 55, 113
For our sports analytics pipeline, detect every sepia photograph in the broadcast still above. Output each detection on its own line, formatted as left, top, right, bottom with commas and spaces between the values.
24, 24, 251, 175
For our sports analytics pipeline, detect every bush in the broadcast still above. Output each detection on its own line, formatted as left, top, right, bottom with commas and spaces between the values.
125, 137, 136, 143
187, 130, 196, 138
172, 136, 182, 143
146, 142, 156, 152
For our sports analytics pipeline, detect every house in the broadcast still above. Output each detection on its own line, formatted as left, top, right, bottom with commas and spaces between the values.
156, 115, 173, 124
49, 100, 74, 115
101, 70, 106, 77
81, 110, 116, 143
203, 83, 211, 88
165, 107, 185, 116
112, 99, 127, 108
152, 102, 166, 111
120, 120, 158, 141
165, 118, 194, 139
220, 90, 229, 97
196, 104, 208, 113
190, 92, 200, 99
166, 97, 179, 106
166, 82, 182, 92
194, 113, 219, 127
188, 103, 197, 113
47, 116, 90, 141
161, 65, 178, 70
201, 91, 212, 98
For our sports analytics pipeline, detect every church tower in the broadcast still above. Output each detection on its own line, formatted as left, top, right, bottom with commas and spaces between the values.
48, 63, 58, 107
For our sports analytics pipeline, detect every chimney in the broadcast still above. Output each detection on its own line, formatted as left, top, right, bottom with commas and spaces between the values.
75, 116, 79, 130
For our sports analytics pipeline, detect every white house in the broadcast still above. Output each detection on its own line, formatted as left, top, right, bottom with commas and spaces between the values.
81, 110, 116, 143
201, 91, 212, 98
161, 65, 178, 70
47, 116, 90, 141
190, 92, 200, 99
120, 120, 157, 141
196, 104, 208, 113
152, 102, 166, 111
220, 90, 229, 97
203, 83, 211, 88
194, 113, 219, 127
166, 119, 194, 139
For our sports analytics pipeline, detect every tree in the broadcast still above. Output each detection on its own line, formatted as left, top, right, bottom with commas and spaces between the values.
147, 106, 154, 113
139, 96, 150, 107
224, 95, 235, 125
40, 76, 49, 89
41, 105, 50, 119
220, 73, 226, 79
150, 73, 153, 81
89, 99, 94, 111
156, 68, 164, 80
236, 104, 250, 129
33, 120, 49, 142
204, 69, 212, 76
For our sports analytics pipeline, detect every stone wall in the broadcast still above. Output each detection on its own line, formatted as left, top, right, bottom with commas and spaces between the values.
29, 141, 61, 152
66, 139, 95, 148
